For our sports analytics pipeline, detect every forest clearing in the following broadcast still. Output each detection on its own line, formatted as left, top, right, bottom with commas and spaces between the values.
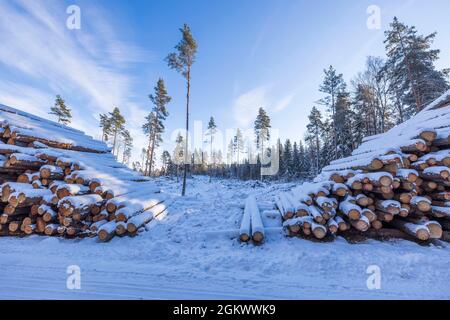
1, 0, 449, 301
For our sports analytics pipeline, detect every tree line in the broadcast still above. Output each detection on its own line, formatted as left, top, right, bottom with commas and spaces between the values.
48, 17, 449, 190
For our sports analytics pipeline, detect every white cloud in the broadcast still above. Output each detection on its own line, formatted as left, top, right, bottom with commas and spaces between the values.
0, 81, 51, 116
232, 86, 297, 128
0, 0, 149, 113
0, 0, 154, 164
232, 86, 269, 128
274, 92, 296, 112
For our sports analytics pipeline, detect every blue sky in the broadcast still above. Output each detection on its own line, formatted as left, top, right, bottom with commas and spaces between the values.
1, 0, 449, 163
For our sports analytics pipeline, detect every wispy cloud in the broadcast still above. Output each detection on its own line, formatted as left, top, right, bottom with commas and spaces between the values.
232, 86, 269, 128
0, 0, 153, 161
232, 85, 296, 128
274, 92, 296, 112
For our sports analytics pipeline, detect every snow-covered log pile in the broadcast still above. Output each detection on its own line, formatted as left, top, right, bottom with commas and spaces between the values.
281, 90, 450, 243
0, 104, 172, 241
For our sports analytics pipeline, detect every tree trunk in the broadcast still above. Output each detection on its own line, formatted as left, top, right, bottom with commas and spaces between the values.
182, 69, 191, 196
332, 93, 338, 159
148, 127, 157, 177
260, 140, 264, 181
112, 130, 118, 156
237, 149, 240, 179
209, 136, 213, 182
315, 131, 320, 175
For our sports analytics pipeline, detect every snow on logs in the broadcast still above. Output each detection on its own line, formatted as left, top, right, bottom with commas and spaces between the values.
239, 195, 266, 243
0, 103, 169, 241
280, 90, 450, 243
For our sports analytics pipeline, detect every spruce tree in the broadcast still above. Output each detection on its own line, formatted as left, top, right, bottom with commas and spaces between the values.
335, 90, 354, 158
254, 107, 271, 179
305, 107, 324, 175
143, 79, 171, 176
50, 95, 72, 125
292, 142, 300, 177
167, 24, 198, 196
319, 66, 346, 160
161, 150, 174, 176
384, 17, 448, 115
298, 141, 310, 176
319, 119, 335, 169
283, 139, 293, 177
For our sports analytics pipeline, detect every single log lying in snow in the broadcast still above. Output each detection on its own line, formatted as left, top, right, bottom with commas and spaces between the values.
247, 196, 265, 243
239, 198, 252, 242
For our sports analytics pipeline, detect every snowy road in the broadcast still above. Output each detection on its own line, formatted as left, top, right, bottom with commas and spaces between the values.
1, 177, 449, 300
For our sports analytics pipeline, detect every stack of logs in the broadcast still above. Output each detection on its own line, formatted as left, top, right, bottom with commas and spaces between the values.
0, 127, 168, 242
279, 128, 450, 243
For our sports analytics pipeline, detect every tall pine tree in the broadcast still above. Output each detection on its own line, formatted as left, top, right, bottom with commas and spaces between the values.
167, 24, 198, 196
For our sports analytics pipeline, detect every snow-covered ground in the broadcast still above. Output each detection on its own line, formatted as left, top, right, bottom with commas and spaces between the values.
1, 176, 449, 300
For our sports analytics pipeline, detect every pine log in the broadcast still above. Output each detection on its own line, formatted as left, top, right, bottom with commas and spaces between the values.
56, 184, 90, 199
375, 200, 401, 215
339, 201, 361, 220
350, 216, 370, 232
97, 221, 117, 242
44, 224, 59, 236
390, 220, 430, 241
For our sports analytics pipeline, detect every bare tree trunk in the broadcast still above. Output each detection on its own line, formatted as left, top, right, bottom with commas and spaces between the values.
332, 93, 338, 159
209, 136, 213, 182
112, 130, 118, 156
315, 133, 320, 175
182, 69, 190, 196
144, 136, 152, 176
260, 139, 264, 181
147, 117, 158, 177
237, 149, 240, 180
